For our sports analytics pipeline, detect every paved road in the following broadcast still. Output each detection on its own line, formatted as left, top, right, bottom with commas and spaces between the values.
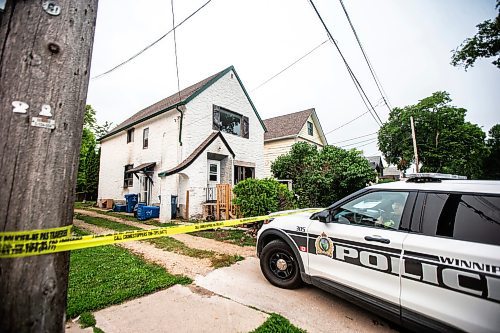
196, 257, 398, 333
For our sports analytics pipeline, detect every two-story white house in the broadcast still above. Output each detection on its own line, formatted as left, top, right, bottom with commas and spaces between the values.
98, 66, 266, 221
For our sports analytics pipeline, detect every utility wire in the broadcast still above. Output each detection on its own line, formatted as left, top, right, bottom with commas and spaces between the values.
330, 131, 377, 144
323, 110, 369, 135
183, 40, 329, 128
92, 0, 212, 80
171, 0, 181, 102
308, 0, 383, 126
339, 136, 378, 148
252, 39, 328, 91
341, 138, 378, 149
339, 0, 392, 112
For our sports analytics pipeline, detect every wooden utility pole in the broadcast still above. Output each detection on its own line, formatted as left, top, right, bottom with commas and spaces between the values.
410, 116, 419, 173
0, 1, 98, 332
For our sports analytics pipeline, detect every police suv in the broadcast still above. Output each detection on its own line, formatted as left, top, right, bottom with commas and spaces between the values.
256, 174, 500, 333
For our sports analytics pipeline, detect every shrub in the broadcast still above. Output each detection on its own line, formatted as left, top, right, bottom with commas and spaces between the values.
232, 178, 296, 217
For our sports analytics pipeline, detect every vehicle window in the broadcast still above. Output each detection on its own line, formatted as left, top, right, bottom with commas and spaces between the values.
421, 193, 500, 246
332, 191, 409, 230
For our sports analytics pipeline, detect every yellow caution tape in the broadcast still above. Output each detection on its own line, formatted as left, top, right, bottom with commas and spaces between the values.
0, 208, 322, 258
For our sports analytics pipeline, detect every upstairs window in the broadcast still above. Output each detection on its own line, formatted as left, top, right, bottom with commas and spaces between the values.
127, 128, 134, 143
143, 128, 149, 149
307, 121, 313, 136
124, 164, 134, 187
213, 105, 249, 138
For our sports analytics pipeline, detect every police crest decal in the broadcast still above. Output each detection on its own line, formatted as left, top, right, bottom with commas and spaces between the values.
315, 232, 334, 257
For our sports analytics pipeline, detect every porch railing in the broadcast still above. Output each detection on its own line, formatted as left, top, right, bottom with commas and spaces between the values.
206, 186, 216, 203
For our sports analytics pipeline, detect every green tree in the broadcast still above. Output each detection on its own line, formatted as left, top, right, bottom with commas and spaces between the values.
76, 105, 110, 200
271, 142, 375, 208
378, 92, 487, 179
451, 1, 500, 70
232, 178, 296, 217
484, 124, 500, 179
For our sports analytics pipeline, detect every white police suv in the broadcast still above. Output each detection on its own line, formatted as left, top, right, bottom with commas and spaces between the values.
256, 174, 500, 333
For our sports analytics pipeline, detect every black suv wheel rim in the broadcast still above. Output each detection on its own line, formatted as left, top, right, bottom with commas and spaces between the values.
269, 251, 295, 279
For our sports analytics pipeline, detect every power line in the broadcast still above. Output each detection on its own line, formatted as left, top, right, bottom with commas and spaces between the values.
339, 0, 392, 112
183, 40, 329, 128
341, 138, 378, 149
171, 0, 181, 102
323, 110, 369, 135
252, 39, 328, 91
330, 131, 377, 144
308, 0, 383, 127
92, 0, 212, 80
339, 136, 378, 148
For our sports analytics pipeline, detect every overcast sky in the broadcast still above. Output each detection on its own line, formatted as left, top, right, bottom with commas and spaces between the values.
87, 0, 499, 159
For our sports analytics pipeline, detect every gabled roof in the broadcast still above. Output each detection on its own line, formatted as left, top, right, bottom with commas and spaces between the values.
366, 156, 383, 168
99, 65, 266, 141
158, 131, 234, 177
263, 108, 327, 145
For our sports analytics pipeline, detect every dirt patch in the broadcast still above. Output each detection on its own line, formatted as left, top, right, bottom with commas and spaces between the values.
75, 209, 256, 258
73, 219, 212, 279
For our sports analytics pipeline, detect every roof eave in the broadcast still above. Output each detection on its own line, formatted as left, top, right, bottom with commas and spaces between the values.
98, 102, 185, 142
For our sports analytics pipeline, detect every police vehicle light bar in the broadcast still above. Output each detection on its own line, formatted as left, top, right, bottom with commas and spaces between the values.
406, 173, 467, 182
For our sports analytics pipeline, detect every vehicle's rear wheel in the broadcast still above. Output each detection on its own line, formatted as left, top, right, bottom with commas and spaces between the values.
260, 239, 303, 289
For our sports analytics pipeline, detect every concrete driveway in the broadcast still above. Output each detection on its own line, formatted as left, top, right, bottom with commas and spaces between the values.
196, 257, 398, 333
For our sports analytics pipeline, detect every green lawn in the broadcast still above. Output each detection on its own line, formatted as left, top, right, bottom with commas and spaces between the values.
251, 314, 306, 333
191, 229, 256, 247
76, 206, 177, 227
67, 228, 191, 318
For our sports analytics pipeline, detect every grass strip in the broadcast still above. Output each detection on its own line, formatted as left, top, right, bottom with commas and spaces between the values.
76, 207, 177, 227
75, 214, 243, 268
67, 227, 191, 318
251, 314, 306, 333
191, 229, 256, 247
74, 213, 141, 232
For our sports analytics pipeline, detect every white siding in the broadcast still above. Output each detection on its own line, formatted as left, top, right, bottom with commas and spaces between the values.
99, 69, 265, 221
263, 138, 296, 178
298, 114, 325, 146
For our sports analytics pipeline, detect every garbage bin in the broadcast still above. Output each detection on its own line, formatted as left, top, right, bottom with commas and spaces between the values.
124, 194, 138, 213
137, 205, 160, 221
171, 195, 178, 219
134, 202, 146, 218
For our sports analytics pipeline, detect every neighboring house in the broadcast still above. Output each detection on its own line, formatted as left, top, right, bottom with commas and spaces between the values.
98, 66, 266, 221
381, 166, 402, 181
263, 108, 327, 178
366, 155, 384, 178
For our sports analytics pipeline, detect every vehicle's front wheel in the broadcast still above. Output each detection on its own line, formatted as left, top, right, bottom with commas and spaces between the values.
260, 239, 303, 289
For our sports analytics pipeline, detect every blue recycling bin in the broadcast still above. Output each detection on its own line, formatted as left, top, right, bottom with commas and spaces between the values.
113, 204, 127, 212
124, 194, 138, 213
134, 202, 146, 218
137, 205, 160, 221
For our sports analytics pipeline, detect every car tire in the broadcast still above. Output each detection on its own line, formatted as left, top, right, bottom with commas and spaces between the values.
260, 239, 303, 289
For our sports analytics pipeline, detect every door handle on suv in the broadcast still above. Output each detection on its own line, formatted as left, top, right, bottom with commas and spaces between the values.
364, 236, 390, 244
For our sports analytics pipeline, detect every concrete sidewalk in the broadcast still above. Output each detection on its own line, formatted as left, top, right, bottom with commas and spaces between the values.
82, 284, 267, 333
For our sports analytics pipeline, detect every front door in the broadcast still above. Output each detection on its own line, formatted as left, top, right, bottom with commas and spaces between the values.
139, 174, 152, 205
207, 160, 220, 201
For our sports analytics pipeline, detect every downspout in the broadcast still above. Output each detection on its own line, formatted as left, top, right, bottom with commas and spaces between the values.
176, 104, 185, 146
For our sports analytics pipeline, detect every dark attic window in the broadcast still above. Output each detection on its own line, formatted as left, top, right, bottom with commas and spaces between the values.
213, 105, 249, 138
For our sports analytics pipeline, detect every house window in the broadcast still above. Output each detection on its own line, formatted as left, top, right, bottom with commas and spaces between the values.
127, 128, 134, 143
307, 121, 313, 136
124, 164, 134, 188
213, 105, 249, 138
234, 166, 254, 184
143, 128, 149, 149
209, 163, 218, 182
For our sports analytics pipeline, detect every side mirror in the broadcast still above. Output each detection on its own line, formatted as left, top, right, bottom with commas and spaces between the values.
316, 210, 333, 223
